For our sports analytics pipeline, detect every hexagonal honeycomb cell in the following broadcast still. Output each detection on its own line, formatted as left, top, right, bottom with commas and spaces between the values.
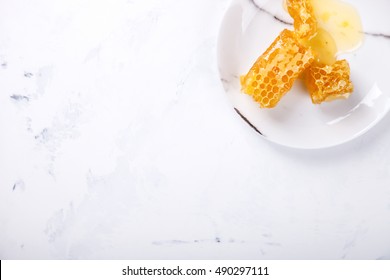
241, 29, 314, 108
304, 59, 353, 104
286, 0, 317, 39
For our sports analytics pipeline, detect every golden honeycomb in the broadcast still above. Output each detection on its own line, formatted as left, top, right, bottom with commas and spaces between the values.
286, 0, 317, 39
304, 59, 353, 104
241, 29, 314, 108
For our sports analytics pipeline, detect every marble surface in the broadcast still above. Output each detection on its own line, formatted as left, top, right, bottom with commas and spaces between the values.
1, 0, 390, 260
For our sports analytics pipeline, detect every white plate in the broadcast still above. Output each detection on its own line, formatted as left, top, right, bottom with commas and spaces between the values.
217, 0, 390, 149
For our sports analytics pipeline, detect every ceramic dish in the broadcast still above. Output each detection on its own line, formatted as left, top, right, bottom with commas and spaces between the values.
217, 0, 390, 149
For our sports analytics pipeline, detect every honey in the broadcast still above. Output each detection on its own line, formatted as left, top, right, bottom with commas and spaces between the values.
302, 27, 337, 65
240, 29, 314, 108
305, 59, 353, 104
310, 0, 363, 53
241, 0, 362, 107
286, 0, 317, 39
286, 0, 363, 62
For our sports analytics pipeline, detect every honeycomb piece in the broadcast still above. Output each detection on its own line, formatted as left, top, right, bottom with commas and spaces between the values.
286, 0, 317, 39
304, 59, 353, 104
241, 29, 315, 108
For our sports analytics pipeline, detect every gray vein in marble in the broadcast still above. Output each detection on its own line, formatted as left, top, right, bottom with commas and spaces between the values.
250, 0, 292, 26
220, 77, 231, 92
36, 66, 54, 96
265, 242, 281, 247
12, 180, 26, 192
10, 94, 30, 102
220, 74, 240, 93
31, 101, 84, 178
153, 238, 245, 246
364, 31, 390, 40
24, 72, 33, 78
25, 117, 33, 133
220, 78, 229, 84
84, 45, 102, 63
35, 128, 50, 142
153, 240, 192, 245
174, 39, 215, 101
234, 108, 264, 136
1, 61, 7, 68
45, 209, 65, 242
341, 223, 368, 259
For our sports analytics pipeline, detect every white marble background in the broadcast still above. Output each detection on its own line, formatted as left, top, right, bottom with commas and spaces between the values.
1, 0, 390, 259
